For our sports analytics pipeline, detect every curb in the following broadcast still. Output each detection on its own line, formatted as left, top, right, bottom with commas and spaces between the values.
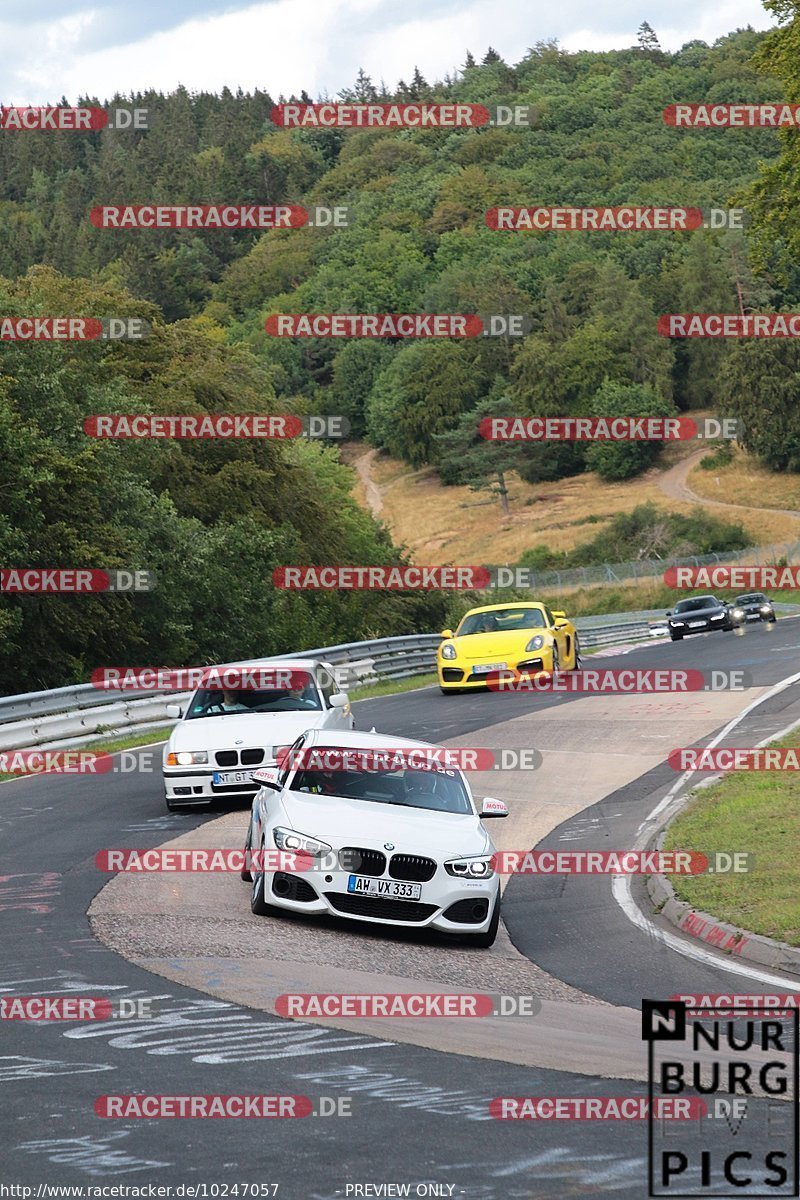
646, 870, 800, 974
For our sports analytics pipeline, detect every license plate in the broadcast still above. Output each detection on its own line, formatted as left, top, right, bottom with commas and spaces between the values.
472, 661, 506, 676
347, 875, 421, 901
213, 769, 254, 786
688, 621, 707, 628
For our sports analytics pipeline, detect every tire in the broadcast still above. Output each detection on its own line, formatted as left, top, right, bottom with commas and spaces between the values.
670, 632, 683, 642
440, 685, 460, 695
250, 847, 274, 917
466, 896, 500, 949
241, 823, 253, 882
551, 646, 560, 674
571, 634, 582, 670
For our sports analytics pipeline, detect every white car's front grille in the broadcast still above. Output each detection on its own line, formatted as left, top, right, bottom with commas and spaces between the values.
213, 748, 266, 767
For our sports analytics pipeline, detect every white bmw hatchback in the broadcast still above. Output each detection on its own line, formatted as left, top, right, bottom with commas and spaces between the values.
162, 660, 354, 811
241, 728, 508, 947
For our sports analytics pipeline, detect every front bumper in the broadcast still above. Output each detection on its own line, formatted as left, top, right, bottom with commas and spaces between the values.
255, 861, 499, 934
438, 650, 554, 689
669, 617, 736, 636
163, 766, 260, 806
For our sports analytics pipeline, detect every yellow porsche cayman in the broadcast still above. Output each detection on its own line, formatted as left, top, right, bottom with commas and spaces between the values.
437, 601, 580, 693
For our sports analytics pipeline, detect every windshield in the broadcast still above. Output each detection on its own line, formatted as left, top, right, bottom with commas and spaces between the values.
185, 683, 321, 719
735, 594, 767, 605
289, 764, 473, 814
673, 597, 718, 613
458, 608, 545, 635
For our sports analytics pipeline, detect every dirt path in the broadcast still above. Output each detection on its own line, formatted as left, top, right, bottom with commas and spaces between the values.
657, 447, 800, 522
354, 446, 384, 517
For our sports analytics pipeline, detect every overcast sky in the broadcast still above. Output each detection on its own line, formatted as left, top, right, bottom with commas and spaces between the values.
0, 0, 772, 105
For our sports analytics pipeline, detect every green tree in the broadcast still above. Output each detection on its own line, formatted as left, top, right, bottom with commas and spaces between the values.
584, 380, 680, 481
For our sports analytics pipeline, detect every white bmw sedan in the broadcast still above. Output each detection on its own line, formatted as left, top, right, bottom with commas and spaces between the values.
162, 660, 354, 811
241, 728, 508, 947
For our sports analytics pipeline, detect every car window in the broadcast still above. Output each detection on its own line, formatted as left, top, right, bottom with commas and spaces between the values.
185, 682, 322, 718
458, 608, 545, 635
673, 597, 718, 613
289, 763, 473, 814
545, 608, 555, 627
317, 670, 337, 707
279, 735, 305, 786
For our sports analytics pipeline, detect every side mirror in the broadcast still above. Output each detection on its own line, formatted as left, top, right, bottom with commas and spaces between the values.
665, 611, 672, 618
551, 610, 566, 619
440, 629, 454, 640
252, 767, 281, 791
480, 797, 508, 818
166, 703, 183, 719
329, 692, 349, 709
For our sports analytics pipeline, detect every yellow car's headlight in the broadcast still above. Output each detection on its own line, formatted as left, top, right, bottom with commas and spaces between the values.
525, 635, 545, 652
441, 643, 457, 660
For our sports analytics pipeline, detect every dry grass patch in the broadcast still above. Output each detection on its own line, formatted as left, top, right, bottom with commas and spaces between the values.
355, 444, 797, 564
687, 446, 800, 518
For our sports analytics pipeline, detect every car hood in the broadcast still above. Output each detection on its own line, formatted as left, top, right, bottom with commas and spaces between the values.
278, 791, 492, 856
168, 712, 324, 753
453, 630, 546, 660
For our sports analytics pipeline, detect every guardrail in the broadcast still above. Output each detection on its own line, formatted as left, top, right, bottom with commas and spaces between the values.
0, 612, 730, 753
529, 540, 800, 593
0, 635, 442, 753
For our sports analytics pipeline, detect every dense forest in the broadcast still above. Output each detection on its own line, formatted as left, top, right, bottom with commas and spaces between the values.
1, 5, 799, 690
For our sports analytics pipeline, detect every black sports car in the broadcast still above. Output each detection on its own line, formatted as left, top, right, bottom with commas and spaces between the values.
666, 595, 743, 641
732, 592, 776, 623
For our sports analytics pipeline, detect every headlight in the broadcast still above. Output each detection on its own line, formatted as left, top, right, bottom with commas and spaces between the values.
166, 751, 208, 766
761, 604, 772, 613
669, 620, 683, 627
445, 856, 495, 878
273, 827, 332, 858
711, 613, 724, 620
732, 609, 744, 620
525, 635, 545, 652
441, 643, 457, 660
